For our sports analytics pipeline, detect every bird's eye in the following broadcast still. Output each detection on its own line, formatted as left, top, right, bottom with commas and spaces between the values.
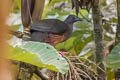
73, 16, 82, 21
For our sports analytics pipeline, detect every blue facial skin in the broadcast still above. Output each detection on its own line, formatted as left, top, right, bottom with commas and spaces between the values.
73, 16, 83, 21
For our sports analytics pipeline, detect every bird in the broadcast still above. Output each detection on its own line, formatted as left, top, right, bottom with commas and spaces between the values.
9, 15, 82, 55
30, 15, 82, 47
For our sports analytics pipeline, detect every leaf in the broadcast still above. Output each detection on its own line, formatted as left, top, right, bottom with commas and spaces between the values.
73, 33, 93, 54
104, 43, 120, 68
106, 68, 115, 80
10, 24, 21, 31
8, 41, 69, 74
13, 0, 21, 13
73, 21, 93, 55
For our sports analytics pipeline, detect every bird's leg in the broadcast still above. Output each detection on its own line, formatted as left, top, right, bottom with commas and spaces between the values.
57, 51, 69, 55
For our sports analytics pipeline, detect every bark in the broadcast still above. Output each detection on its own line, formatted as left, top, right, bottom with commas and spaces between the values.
32, 0, 45, 22
92, 0, 106, 80
17, 62, 49, 80
115, 0, 120, 80
21, 0, 45, 27
17, 63, 36, 80
116, 0, 120, 43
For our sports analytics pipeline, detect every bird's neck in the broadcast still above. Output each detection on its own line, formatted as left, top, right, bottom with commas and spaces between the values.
64, 19, 74, 25
64, 20, 74, 31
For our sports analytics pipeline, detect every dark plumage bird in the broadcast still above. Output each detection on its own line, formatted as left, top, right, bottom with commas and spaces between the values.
30, 15, 82, 46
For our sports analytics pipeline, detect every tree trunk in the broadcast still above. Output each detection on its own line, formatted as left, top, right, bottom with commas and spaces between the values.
115, 0, 120, 80
92, 0, 106, 80
21, 0, 45, 27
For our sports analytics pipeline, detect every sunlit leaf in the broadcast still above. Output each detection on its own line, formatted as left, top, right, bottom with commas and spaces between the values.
13, 0, 21, 13
8, 41, 69, 74
106, 68, 115, 80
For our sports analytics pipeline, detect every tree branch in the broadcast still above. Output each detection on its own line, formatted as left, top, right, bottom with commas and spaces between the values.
92, 0, 106, 80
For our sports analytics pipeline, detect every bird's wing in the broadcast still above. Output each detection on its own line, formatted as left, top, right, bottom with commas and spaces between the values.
30, 19, 69, 34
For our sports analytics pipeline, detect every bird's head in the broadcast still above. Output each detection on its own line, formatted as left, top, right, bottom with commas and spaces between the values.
64, 15, 82, 24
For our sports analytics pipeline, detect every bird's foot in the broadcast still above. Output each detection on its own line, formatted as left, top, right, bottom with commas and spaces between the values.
57, 51, 69, 55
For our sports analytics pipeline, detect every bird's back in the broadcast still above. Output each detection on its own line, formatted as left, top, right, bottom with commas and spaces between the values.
30, 19, 69, 34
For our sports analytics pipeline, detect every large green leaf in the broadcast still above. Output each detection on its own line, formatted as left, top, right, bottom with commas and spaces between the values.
8, 41, 69, 74
104, 43, 120, 68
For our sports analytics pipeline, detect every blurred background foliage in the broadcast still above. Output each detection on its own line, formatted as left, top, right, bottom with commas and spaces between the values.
9, 0, 117, 79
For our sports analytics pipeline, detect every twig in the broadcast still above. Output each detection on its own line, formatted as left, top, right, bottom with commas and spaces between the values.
57, 72, 59, 80
75, 67, 92, 80
34, 68, 49, 80
64, 56, 82, 80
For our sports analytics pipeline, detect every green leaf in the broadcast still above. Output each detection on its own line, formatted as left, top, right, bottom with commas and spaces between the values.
13, 0, 21, 13
104, 43, 120, 68
8, 41, 69, 74
106, 68, 115, 80
109, 17, 117, 23
9, 24, 21, 31
73, 33, 93, 54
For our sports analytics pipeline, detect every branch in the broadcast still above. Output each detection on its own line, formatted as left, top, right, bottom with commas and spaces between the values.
34, 68, 49, 80
92, 0, 106, 79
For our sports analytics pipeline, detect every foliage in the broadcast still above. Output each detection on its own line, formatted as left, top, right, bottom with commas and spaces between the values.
49, 56, 98, 80
8, 41, 69, 74
12, 0, 21, 13
104, 42, 120, 68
